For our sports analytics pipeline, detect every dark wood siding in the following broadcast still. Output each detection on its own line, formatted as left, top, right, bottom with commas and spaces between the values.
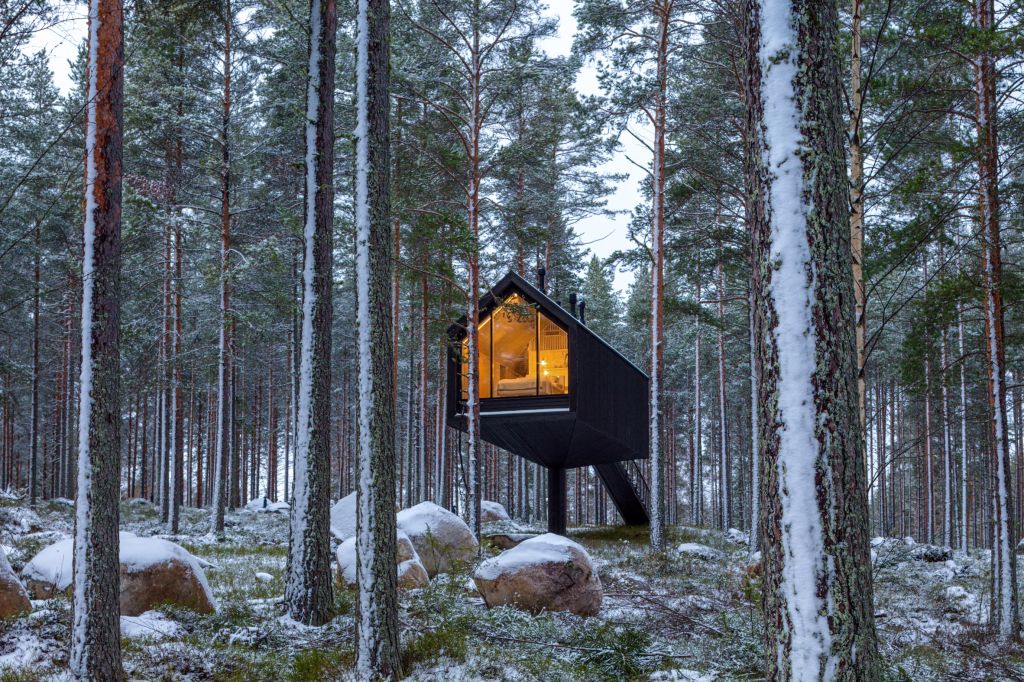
574, 328, 649, 460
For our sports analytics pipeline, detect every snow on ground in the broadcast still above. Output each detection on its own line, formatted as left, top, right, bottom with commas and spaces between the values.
1, 497, 1023, 680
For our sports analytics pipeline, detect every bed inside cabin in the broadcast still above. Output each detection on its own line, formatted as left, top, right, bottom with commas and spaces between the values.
461, 293, 570, 400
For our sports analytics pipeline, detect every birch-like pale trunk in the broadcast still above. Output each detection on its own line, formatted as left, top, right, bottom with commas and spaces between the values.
285, 0, 336, 628
745, 0, 880, 675
71, 1, 124, 678
354, 0, 401, 675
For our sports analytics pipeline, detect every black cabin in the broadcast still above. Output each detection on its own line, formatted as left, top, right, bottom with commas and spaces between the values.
446, 271, 651, 533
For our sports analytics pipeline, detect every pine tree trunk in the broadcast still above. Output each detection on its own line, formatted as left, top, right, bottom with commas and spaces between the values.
72, 1, 125, 677
284, 0, 336, 628
354, 0, 402, 675
693, 274, 702, 526
748, 289, 759, 552
974, 0, 1018, 638
716, 254, 728, 530
648, 0, 669, 550
210, 0, 233, 536
745, 0, 880, 675
849, 0, 867, 430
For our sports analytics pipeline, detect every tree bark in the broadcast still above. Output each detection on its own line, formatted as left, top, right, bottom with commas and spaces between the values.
973, 0, 1018, 639
648, 0, 670, 551
71, 1, 125, 677
745, 0, 880, 675
285, 0, 336, 627
354, 0, 402, 676
210, 0, 233, 536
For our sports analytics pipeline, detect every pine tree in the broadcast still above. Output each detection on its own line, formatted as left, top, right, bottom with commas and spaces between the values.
71, 0, 126, 678
745, 0, 880, 676
355, 0, 402, 676
285, 0, 336, 627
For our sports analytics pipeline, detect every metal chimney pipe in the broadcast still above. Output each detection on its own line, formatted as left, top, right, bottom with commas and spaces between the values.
537, 266, 546, 293
578, 297, 586, 326
569, 292, 578, 317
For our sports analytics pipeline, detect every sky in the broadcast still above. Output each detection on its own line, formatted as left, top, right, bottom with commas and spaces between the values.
26, 1, 647, 291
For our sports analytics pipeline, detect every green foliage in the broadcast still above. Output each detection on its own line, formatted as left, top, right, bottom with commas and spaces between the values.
568, 622, 654, 681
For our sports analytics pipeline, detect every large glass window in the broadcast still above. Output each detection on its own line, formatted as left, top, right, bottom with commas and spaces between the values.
460, 293, 569, 400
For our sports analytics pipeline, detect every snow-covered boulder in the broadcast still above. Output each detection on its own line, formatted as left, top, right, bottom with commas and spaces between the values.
944, 585, 980, 618
335, 529, 429, 590
676, 543, 723, 561
481, 500, 511, 523
725, 528, 748, 545
22, 534, 216, 615
910, 544, 953, 563
397, 501, 478, 577
0, 545, 30, 619
484, 532, 536, 550
330, 492, 357, 540
244, 497, 289, 514
473, 533, 602, 617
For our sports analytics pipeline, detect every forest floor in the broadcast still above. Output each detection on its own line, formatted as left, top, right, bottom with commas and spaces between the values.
1, 496, 1023, 681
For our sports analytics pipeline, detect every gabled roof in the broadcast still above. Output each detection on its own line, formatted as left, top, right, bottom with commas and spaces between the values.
448, 270, 648, 379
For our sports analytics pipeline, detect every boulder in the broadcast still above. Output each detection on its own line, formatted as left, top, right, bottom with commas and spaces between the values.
911, 544, 953, 563
336, 530, 429, 590
398, 558, 430, 590
725, 528, 748, 545
0, 546, 30, 619
484, 533, 537, 550
397, 502, 478, 577
244, 497, 289, 514
473, 533, 602, 617
481, 500, 511, 523
330, 492, 357, 541
22, 533, 216, 615
676, 543, 723, 561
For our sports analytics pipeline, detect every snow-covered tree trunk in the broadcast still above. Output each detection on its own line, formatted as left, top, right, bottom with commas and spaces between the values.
941, 321, 952, 547
465, 12, 483, 542
745, 0, 880, 675
716, 256, 728, 530
748, 289, 759, 553
72, 1, 125, 678
692, 275, 702, 526
354, 0, 402, 675
923, 312, 933, 544
649, 0, 670, 551
29, 224, 39, 506
285, 0, 336, 628
973, 0, 1018, 639
210, 0, 233, 537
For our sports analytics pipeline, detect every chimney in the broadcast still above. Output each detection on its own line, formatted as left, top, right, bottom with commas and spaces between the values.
578, 296, 586, 326
569, 292, 578, 317
537, 266, 546, 293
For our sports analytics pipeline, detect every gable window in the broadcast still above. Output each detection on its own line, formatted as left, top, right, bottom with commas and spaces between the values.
460, 293, 569, 399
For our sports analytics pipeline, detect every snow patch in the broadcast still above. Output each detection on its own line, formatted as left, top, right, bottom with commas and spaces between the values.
120, 611, 181, 640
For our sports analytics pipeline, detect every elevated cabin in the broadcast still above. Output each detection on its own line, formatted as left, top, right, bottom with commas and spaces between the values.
446, 271, 650, 533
